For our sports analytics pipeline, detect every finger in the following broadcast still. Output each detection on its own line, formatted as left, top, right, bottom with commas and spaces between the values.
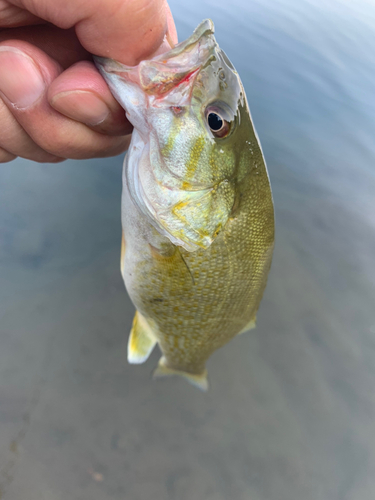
0, 0, 42, 27
0, 146, 17, 162
166, 2, 178, 44
0, 40, 131, 159
0, 24, 90, 68
6, 0, 176, 64
0, 96, 64, 162
0, 27, 128, 135
48, 61, 132, 136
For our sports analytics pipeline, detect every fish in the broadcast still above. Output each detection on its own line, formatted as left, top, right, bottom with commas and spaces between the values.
95, 19, 274, 390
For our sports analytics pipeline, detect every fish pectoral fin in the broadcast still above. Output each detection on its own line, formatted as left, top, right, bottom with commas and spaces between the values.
238, 316, 257, 334
127, 312, 157, 364
153, 357, 209, 391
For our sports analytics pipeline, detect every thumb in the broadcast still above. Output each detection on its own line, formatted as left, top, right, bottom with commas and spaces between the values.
5, 0, 177, 65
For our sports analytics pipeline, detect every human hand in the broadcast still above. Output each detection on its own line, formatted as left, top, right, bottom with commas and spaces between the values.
0, 0, 177, 163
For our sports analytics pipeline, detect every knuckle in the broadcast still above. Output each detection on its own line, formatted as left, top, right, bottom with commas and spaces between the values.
31, 125, 91, 158
33, 133, 68, 158
49, 157, 66, 163
27, 154, 65, 163
37, 129, 126, 159
0, 147, 17, 163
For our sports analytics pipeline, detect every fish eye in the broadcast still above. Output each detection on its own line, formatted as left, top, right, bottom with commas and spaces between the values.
208, 112, 223, 131
206, 108, 230, 138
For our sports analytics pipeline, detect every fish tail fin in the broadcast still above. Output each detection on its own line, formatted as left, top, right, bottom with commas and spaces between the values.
238, 315, 257, 334
153, 357, 209, 391
127, 311, 157, 364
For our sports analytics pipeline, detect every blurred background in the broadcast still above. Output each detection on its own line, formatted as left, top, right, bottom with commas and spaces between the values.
1, 0, 375, 498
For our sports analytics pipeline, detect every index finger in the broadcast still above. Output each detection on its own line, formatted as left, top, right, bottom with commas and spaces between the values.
5, 0, 177, 65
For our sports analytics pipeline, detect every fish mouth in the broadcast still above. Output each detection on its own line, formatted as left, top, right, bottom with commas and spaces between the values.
136, 19, 215, 96
94, 19, 216, 100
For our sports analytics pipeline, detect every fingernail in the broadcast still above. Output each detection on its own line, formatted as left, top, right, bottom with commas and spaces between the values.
50, 90, 110, 126
0, 46, 46, 109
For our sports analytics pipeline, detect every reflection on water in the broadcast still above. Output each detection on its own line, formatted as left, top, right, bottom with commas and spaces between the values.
1, 0, 375, 498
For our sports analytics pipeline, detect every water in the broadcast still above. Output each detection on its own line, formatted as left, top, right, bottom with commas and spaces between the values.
1, 0, 375, 498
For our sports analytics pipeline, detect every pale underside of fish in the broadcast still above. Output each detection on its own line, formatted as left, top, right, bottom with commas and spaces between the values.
95, 20, 274, 390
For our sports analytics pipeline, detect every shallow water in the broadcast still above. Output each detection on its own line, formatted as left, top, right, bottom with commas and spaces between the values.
1, 0, 375, 498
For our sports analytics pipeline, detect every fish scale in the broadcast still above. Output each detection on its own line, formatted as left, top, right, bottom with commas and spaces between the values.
95, 19, 274, 390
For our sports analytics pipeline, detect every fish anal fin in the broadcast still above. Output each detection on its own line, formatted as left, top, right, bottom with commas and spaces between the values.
153, 357, 209, 391
128, 311, 157, 364
238, 316, 257, 334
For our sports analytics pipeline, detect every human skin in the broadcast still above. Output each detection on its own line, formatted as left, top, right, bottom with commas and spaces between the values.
0, 0, 177, 163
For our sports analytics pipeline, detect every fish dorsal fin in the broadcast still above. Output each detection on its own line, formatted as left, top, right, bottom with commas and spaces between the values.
153, 357, 209, 391
128, 312, 157, 364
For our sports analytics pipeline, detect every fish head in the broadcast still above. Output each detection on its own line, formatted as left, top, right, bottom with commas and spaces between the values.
95, 20, 254, 252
